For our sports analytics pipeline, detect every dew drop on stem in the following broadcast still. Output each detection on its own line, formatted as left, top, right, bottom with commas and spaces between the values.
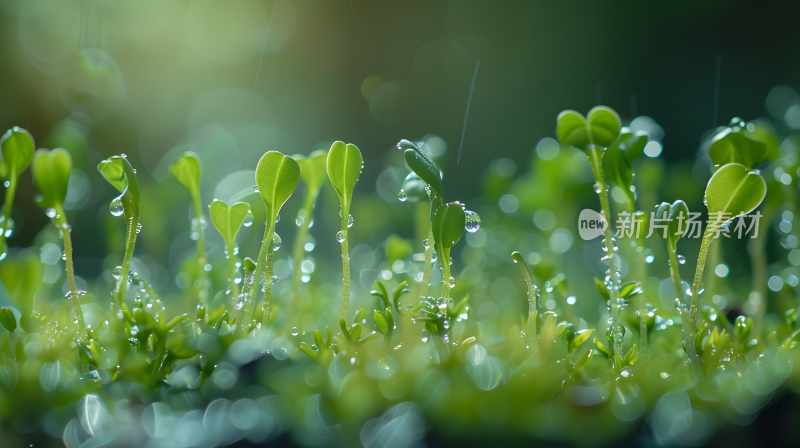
110, 196, 124, 216
272, 233, 281, 251
348, 214, 354, 228
593, 182, 602, 194
45, 208, 57, 218
422, 239, 429, 249
336, 231, 345, 243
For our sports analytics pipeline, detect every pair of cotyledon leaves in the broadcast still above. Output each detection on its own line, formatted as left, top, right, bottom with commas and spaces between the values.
97, 155, 140, 222
557, 107, 767, 228
398, 139, 466, 252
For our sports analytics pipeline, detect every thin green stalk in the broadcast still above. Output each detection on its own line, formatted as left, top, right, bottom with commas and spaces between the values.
340, 214, 351, 318
666, 241, 699, 360
440, 247, 451, 300
0, 178, 17, 257
512, 252, 539, 341
587, 147, 624, 360
420, 226, 434, 299
690, 228, 715, 334
625, 195, 648, 353
291, 189, 318, 310
115, 207, 139, 305
263, 245, 274, 325
192, 192, 208, 302
667, 244, 685, 307
253, 220, 276, 326
226, 242, 239, 300
57, 205, 87, 338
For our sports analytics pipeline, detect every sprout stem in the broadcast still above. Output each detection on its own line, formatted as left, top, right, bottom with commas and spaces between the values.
625, 195, 648, 353
689, 227, 715, 334
420, 226, 434, 299
115, 206, 139, 306
0, 178, 17, 258
291, 187, 319, 315
192, 192, 208, 302
253, 220, 276, 326
226, 242, 239, 301
57, 206, 87, 338
511, 251, 539, 339
340, 213, 351, 318
586, 146, 624, 360
440, 247, 451, 300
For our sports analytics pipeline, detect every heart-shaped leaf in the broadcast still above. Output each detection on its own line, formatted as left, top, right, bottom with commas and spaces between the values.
326, 142, 363, 217
708, 126, 769, 169
255, 151, 301, 225
32, 148, 72, 208
169, 151, 201, 198
209, 200, 250, 249
0, 249, 42, 313
655, 200, 690, 249
610, 130, 649, 163
97, 156, 140, 204
0, 127, 35, 179
0, 307, 16, 332
705, 163, 766, 220
295, 149, 328, 194
556, 106, 621, 151
433, 202, 466, 251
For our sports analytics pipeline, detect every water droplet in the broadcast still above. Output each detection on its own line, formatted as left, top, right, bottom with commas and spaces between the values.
110, 196, 124, 216
644, 248, 654, 263
61, 251, 67, 261
136, 223, 143, 234
398, 189, 407, 201
677, 255, 686, 264
272, 233, 281, 251
243, 210, 254, 227
252, 185, 259, 193
347, 214, 354, 228
272, 275, 279, 285
336, 231, 345, 243
449, 276, 455, 288
593, 182, 602, 194
465, 210, 481, 233
45, 208, 57, 218
421, 329, 429, 342
422, 239, 429, 249
443, 320, 450, 330
431, 250, 438, 262
3, 181, 8, 188
291, 327, 298, 336
113, 266, 122, 279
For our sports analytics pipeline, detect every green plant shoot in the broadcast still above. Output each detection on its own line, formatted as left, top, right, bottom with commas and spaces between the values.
291, 149, 327, 311
97, 155, 140, 306
326, 141, 363, 318
0, 127, 35, 259
33, 148, 87, 337
433, 202, 465, 300
209, 200, 250, 302
556, 106, 624, 359
511, 251, 540, 345
254, 151, 300, 326
169, 151, 209, 301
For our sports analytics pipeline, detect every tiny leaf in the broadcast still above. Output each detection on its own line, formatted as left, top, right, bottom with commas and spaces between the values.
433, 202, 466, 251
0, 308, 16, 332
32, 148, 73, 208
209, 200, 250, 249
556, 106, 621, 151
255, 151, 301, 226
169, 151, 201, 197
326, 142, 363, 217
0, 127, 35, 179
705, 163, 766, 220
295, 149, 328, 194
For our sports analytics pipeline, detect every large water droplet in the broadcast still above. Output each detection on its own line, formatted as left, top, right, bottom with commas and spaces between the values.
336, 231, 345, 243
593, 182, 602, 194
243, 210, 254, 227
291, 327, 298, 336
272, 233, 281, 251
347, 214, 354, 228
110, 196, 124, 216
398, 189, 407, 202
3, 181, 8, 188
271, 275, 279, 285
644, 248, 654, 263
252, 185, 259, 193
677, 255, 686, 264
422, 239, 429, 250
465, 210, 481, 233
112, 266, 123, 280
275, 214, 280, 223
45, 208, 57, 219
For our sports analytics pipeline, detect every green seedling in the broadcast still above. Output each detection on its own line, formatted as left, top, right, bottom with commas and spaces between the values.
33, 148, 87, 337
326, 141, 362, 318
371, 280, 417, 318
556, 106, 624, 359
169, 151, 209, 301
97, 155, 140, 306
254, 151, 300, 326
433, 202, 465, 300
338, 307, 380, 347
0, 127, 35, 260
0, 249, 43, 316
708, 118, 773, 169
373, 307, 394, 344
299, 326, 335, 361
290, 150, 327, 315
209, 200, 250, 302
398, 139, 444, 300
511, 251, 540, 343
690, 164, 766, 332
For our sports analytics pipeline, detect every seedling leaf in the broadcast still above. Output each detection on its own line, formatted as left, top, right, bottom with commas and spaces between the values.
255, 151, 301, 225
32, 149, 73, 208
705, 163, 766, 220
0, 127, 35, 179
556, 106, 621, 151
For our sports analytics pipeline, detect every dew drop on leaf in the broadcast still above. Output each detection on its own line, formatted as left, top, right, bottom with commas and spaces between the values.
110, 196, 124, 216
243, 210, 254, 227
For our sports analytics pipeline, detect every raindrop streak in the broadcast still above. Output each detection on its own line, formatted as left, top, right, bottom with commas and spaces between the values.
457, 59, 481, 166
336, 231, 345, 243
465, 210, 481, 233
110, 196, 124, 216
243, 210, 254, 227
254, 0, 279, 86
